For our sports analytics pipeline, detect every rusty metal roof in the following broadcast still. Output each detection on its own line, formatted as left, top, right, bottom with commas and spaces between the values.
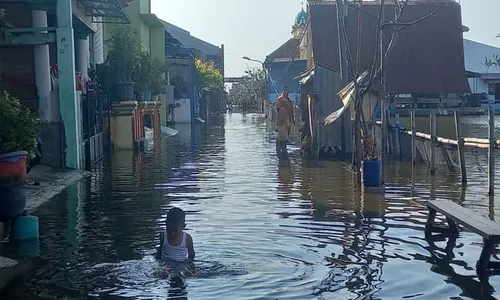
309, 0, 470, 94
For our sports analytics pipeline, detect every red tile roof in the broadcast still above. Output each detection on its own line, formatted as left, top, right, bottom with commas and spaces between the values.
309, 0, 470, 94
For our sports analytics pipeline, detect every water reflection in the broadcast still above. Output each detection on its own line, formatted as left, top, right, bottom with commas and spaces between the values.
2, 113, 500, 299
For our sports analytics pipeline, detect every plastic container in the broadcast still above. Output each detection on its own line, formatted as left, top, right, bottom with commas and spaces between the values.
0, 151, 28, 180
362, 159, 381, 187
11, 215, 39, 240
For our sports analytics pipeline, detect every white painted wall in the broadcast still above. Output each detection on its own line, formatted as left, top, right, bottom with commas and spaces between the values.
468, 77, 489, 94
175, 98, 192, 123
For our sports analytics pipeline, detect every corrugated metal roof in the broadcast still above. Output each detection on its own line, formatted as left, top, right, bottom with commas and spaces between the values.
463, 39, 500, 74
309, 0, 470, 94
267, 38, 301, 61
160, 20, 221, 56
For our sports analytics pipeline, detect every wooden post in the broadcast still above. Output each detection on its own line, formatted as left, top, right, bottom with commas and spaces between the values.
411, 110, 416, 164
488, 104, 495, 196
430, 112, 437, 174
380, 0, 386, 185
386, 109, 393, 155
395, 113, 401, 159
454, 111, 467, 184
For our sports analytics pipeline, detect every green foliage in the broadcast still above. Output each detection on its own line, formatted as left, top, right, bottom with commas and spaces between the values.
133, 52, 168, 94
105, 25, 141, 82
171, 76, 188, 99
151, 56, 168, 95
0, 91, 39, 157
195, 59, 223, 89
133, 51, 154, 92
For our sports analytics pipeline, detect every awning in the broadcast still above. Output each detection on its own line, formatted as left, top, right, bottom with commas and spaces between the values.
297, 65, 315, 84
73, 13, 96, 35
76, 0, 129, 24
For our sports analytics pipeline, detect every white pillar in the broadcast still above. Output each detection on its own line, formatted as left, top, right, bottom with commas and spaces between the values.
32, 9, 52, 122
93, 22, 104, 65
75, 36, 89, 92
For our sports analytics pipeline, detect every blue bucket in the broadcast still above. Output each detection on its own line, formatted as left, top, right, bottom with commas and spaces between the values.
362, 160, 381, 187
11, 215, 39, 240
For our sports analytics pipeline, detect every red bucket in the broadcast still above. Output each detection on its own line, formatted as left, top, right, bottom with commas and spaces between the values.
0, 151, 28, 181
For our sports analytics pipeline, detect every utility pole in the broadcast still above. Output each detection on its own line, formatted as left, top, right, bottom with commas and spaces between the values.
336, 0, 349, 155
379, 0, 386, 186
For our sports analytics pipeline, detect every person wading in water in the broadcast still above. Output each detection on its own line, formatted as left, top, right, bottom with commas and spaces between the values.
276, 86, 294, 155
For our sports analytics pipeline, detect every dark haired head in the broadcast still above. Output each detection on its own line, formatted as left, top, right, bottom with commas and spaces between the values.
282, 86, 289, 91
166, 207, 185, 226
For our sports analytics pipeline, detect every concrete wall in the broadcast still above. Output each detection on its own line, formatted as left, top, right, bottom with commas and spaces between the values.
150, 27, 165, 62
468, 77, 489, 94
0, 2, 36, 109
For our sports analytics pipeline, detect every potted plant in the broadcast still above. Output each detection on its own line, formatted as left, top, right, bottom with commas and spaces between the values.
151, 57, 168, 100
105, 25, 140, 101
133, 51, 154, 101
361, 133, 381, 187
0, 91, 38, 221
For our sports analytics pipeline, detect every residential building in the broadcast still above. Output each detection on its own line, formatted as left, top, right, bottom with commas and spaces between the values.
463, 39, 500, 108
0, 0, 129, 169
301, 0, 469, 156
265, 7, 308, 103
162, 20, 224, 123
103, 0, 164, 62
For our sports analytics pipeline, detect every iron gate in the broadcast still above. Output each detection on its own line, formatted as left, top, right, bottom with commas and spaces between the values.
82, 78, 105, 169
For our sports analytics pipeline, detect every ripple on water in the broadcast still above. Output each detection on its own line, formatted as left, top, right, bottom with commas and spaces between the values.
2, 114, 500, 299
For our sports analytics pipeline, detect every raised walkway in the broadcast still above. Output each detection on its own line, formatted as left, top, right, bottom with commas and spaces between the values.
0, 165, 91, 294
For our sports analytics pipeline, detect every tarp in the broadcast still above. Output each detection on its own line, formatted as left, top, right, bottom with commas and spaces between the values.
160, 126, 179, 137
324, 71, 369, 125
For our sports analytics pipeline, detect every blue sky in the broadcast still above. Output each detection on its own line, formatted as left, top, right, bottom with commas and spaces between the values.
151, 0, 500, 76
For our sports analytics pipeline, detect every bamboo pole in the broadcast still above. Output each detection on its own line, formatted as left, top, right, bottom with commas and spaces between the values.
454, 111, 467, 184
411, 110, 416, 164
489, 104, 495, 196
380, 0, 386, 185
430, 112, 437, 174
395, 113, 401, 159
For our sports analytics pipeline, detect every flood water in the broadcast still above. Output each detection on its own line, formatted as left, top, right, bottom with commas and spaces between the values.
3, 113, 500, 299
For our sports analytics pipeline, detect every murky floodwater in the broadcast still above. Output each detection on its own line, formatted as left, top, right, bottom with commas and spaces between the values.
2, 113, 500, 299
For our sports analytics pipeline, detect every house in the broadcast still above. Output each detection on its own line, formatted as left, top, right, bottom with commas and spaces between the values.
161, 20, 224, 123
300, 0, 469, 156
265, 7, 308, 103
0, 0, 130, 169
104, 0, 164, 62
103, 0, 166, 150
463, 39, 500, 108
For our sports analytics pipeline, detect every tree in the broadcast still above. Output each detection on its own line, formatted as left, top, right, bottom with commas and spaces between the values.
195, 59, 223, 89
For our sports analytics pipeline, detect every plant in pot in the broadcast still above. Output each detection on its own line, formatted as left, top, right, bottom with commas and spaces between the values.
0, 91, 39, 221
133, 51, 154, 101
150, 57, 168, 101
105, 25, 141, 102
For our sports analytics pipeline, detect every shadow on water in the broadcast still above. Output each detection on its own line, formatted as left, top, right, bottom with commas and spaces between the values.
3, 113, 500, 299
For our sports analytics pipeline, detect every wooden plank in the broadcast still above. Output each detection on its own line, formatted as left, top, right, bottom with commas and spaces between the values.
428, 200, 500, 240
430, 112, 437, 174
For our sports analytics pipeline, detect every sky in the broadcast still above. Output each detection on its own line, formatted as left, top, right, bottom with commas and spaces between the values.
151, 0, 500, 77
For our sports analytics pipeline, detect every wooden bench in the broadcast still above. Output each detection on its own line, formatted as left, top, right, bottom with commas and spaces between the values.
426, 200, 500, 272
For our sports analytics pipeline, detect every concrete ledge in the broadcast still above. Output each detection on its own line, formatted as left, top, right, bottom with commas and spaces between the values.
0, 257, 31, 292
25, 165, 91, 211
